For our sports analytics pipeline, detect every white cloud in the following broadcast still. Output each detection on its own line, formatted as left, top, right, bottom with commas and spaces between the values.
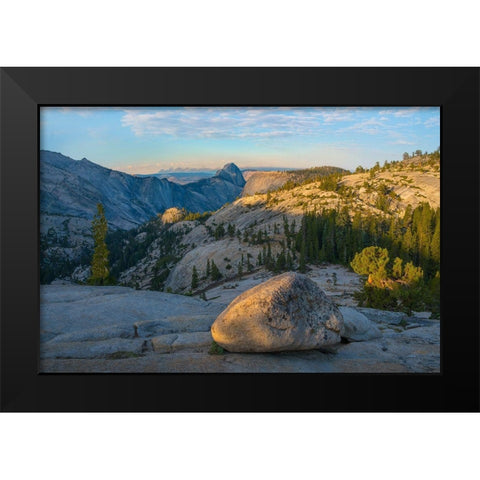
43, 106, 125, 118
390, 139, 416, 145
424, 116, 440, 128
336, 117, 386, 135
378, 107, 420, 117
117, 107, 439, 152
320, 109, 355, 123
120, 107, 371, 139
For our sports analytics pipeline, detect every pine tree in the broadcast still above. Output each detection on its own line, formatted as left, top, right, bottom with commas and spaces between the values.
210, 260, 221, 281
350, 246, 389, 288
403, 262, 423, 285
276, 249, 286, 271
206, 259, 211, 277
266, 243, 273, 270
89, 203, 111, 285
392, 257, 403, 279
401, 227, 414, 259
214, 223, 225, 240
283, 215, 290, 237
299, 238, 306, 273
191, 265, 199, 290
257, 251, 262, 266
313, 236, 320, 263
286, 251, 293, 270
430, 215, 440, 264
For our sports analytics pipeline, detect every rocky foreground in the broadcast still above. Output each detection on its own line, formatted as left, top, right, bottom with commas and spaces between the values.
40, 275, 440, 373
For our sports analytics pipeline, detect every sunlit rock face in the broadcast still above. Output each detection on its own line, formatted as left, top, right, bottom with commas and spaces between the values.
211, 272, 344, 352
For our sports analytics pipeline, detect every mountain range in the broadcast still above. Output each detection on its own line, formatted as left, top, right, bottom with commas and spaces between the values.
40, 150, 440, 291
40, 150, 246, 230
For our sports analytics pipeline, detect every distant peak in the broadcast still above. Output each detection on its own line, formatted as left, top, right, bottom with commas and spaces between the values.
221, 162, 240, 170
214, 163, 245, 186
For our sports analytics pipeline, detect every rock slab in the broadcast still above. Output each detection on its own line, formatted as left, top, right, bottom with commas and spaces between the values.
211, 272, 344, 352
151, 331, 213, 353
339, 307, 382, 342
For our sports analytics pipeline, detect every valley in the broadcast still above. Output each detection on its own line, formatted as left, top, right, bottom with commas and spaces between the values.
103, 153, 440, 297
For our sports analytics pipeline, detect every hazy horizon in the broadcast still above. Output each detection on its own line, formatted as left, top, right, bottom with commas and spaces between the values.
40, 106, 440, 175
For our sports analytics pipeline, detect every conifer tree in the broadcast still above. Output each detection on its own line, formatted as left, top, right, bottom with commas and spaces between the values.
403, 262, 424, 285
266, 243, 273, 270
283, 215, 290, 237
350, 246, 389, 287
247, 255, 253, 272
257, 251, 262, 266
286, 251, 293, 270
430, 215, 440, 264
210, 260, 221, 281
191, 265, 199, 290
299, 238, 306, 273
392, 257, 403, 279
89, 203, 111, 285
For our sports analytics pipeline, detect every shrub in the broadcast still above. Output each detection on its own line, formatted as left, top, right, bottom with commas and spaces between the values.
208, 341, 224, 355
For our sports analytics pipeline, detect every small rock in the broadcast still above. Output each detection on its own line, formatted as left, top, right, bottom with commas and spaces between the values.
357, 307, 409, 326
405, 323, 421, 330
411, 311, 432, 319
339, 307, 382, 342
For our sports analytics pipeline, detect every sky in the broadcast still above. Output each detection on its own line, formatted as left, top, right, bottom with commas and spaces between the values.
40, 106, 440, 174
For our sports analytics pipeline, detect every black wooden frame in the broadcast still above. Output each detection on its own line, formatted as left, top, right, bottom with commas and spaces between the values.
1, 68, 478, 411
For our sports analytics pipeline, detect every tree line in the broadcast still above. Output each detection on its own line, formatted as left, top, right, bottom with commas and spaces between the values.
293, 203, 439, 279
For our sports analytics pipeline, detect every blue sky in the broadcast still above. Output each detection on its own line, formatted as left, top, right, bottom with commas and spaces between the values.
40, 106, 440, 174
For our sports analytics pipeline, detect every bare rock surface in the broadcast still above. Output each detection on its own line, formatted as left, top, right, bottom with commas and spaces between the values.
151, 331, 213, 353
40, 283, 439, 373
41, 338, 149, 359
40, 284, 224, 361
339, 307, 382, 342
356, 308, 409, 325
211, 272, 344, 352
165, 238, 263, 293
41, 320, 440, 373
242, 171, 290, 196
331, 325, 440, 373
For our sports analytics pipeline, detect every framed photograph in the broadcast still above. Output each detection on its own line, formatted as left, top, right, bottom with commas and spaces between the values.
1, 68, 478, 411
